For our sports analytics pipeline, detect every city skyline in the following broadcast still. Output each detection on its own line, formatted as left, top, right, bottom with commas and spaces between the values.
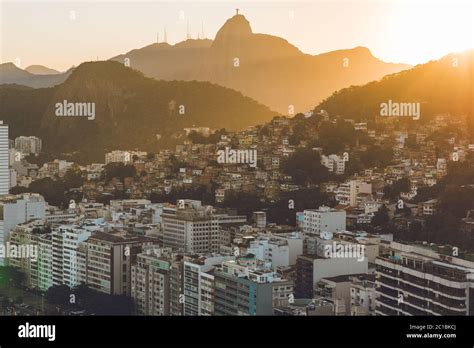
0, 1, 473, 344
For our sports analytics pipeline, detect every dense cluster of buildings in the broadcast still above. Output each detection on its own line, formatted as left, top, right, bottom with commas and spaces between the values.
2, 195, 473, 316
1, 111, 474, 316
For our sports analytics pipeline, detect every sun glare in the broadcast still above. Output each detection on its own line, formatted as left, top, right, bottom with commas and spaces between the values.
386, 2, 473, 64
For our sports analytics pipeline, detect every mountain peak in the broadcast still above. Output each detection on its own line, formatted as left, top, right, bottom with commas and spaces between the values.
0, 62, 23, 72
214, 14, 252, 45
25, 64, 60, 75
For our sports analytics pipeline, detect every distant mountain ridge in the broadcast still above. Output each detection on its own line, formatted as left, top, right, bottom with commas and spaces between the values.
1, 14, 410, 113
0, 63, 71, 88
0, 61, 276, 162
25, 65, 60, 75
314, 50, 473, 122
111, 14, 411, 113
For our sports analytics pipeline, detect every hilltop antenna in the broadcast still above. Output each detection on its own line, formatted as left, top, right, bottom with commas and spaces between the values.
186, 20, 190, 40
164, 27, 168, 43
236, 8, 239, 15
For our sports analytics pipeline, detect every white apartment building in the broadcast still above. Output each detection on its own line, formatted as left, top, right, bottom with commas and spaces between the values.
321, 154, 345, 175
375, 242, 474, 316
8, 220, 53, 292
37, 233, 53, 291
336, 181, 357, 207
51, 224, 93, 288
335, 180, 372, 207
302, 206, 346, 235
269, 232, 304, 266
0, 193, 46, 266
14, 136, 42, 155
163, 200, 246, 254
0, 122, 9, 195
246, 237, 291, 268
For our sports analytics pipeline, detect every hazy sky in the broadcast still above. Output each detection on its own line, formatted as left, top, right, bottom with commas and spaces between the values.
1, 0, 473, 71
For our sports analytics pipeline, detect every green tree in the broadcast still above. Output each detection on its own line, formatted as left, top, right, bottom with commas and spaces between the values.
28, 177, 67, 207
0, 266, 25, 287
45, 285, 71, 306
384, 177, 411, 200
372, 205, 390, 227
103, 163, 136, 183
64, 167, 85, 190
282, 148, 329, 185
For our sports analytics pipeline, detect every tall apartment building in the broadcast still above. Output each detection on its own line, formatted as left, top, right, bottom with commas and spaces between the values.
375, 242, 474, 316
0, 193, 46, 266
302, 206, 346, 235
37, 233, 53, 291
51, 224, 93, 288
194, 268, 215, 316
183, 255, 233, 316
214, 258, 293, 316
131, 247, 174, 315
14, 136, 42, 154
163, 200, 246, 254
82, 231, 155, 295
0, 121, 9, 195
169, 255, 185, 316
8, 220, 53, 291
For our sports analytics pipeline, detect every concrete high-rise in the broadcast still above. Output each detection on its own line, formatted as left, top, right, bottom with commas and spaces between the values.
131, 247, 174, 315
163, 200, 246, 254
0, 122, 10, 195
82, 231, 155, 295
302, 206, 346, 235
375, 242, 474, 316
0, 193, 46, 266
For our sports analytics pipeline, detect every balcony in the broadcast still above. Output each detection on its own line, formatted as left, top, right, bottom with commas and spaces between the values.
377, 285, 398, 298
375, 303, 399, 316
430, 303, 466, 316
401, 303, 428, 316
379, 275, 399, 288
